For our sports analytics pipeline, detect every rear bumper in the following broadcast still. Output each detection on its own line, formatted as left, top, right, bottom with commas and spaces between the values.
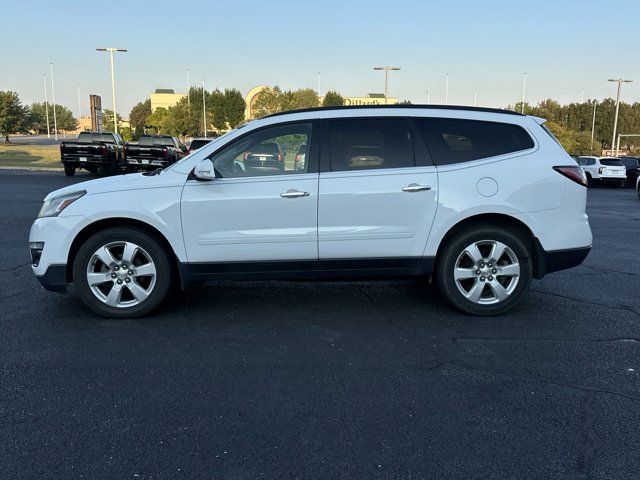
36, 264, 68, 293
534, 242, 591, 278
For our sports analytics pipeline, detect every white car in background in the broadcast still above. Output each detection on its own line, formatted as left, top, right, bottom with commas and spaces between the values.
577, 156, 627, 187
29, 105, 593, 318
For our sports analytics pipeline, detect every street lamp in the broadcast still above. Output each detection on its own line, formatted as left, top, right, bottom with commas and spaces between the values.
187, 69, 191, 109
42, 74, 51, 139
521, 73, 527, 114
49, 63, 58, 140
445, 73, 449, 105
373, 66, 401, 104
608, 78, 632, 156
96, 47, 127, 134
202, 80, 207, 138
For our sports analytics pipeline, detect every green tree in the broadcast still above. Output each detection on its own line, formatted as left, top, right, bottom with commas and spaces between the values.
129, 99, 151, 131
0, 91, 30, 142
102, 109, 123, 133
322, 91, 344, 107
145, 107, 168, 134
290, 89, 320, 110
251, 86, 283, 118
222, 89, 246, 128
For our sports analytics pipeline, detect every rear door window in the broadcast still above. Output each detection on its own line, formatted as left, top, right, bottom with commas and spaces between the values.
415, 118, 534, 165
327, 118, 414, 172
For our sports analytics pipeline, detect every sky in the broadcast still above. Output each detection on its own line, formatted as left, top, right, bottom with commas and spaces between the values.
2, 0, 639, 118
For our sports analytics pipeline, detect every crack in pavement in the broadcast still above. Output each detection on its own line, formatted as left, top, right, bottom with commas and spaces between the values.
0, 263, 29, 273
580, 264, 640, 277
530, 289, 640, 318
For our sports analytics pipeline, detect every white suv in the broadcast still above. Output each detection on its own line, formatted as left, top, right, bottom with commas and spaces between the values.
577, 156, 627, 187
29, 106, 592, 318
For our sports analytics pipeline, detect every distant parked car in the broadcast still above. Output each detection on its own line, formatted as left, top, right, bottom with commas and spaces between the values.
125, 135, 186, 170
60, 131, 127, 176
188, 138, 213, 153
577, 156, 627, 187
619, 156, 640, 188
243, 140, 284, 173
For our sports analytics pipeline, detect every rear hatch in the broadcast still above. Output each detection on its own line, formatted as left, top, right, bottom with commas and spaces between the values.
599, 158, 626, 177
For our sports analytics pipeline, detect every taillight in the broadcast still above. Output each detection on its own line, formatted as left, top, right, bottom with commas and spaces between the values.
295, 154, 301, 162
59, 144, 64, 154
277, 153, 283, 162
554, 166, 587, 187
102, 145, 108, 155
162, 147, 168, 157
599, 167, 605, 174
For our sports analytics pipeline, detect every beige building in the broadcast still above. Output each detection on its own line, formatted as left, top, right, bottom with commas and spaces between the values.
150, 89, 186, 112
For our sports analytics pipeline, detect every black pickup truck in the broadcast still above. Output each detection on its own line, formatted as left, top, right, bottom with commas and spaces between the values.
60, 131, 126, 176
125, 135, 187, 170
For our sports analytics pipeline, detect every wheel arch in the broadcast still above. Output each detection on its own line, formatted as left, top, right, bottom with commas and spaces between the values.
66, 217, 184, 287
433, 213, 544, 279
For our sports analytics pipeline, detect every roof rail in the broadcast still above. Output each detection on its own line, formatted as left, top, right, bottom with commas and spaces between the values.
263, 104, 524, 119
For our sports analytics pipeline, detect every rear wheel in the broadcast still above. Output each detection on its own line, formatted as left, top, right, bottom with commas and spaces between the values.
436, 226, 533, 315
64, 164, 76, 176
72, 227, 172, 318
585, 173, 593, 187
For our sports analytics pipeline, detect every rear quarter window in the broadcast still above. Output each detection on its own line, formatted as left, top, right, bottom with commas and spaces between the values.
415, 118, 534, 165
600, 159, 624, 167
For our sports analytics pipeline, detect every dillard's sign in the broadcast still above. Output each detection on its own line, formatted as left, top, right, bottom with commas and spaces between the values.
343, 97, 398, 106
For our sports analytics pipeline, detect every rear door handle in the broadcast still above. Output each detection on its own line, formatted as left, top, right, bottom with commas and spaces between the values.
281, 189, 310, 198
402, 183, 431, 192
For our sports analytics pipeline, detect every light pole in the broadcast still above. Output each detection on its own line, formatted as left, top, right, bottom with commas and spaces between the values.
590, 100, 597, 154
445, 73, 449, 105
317, 72, 321, 95
373, 66, 401, 104
96, 47, 127, 134
187, 69, 191, 109
521, 73, 527, 114
202, 80, 207, 138
49, 63, 58, 140
43, 74, 50, 139
77, 86, 81, 121
426, 90, 430, 104
608, 78, 632, 156
474, 90, 478, 107
581, 89, 584, 103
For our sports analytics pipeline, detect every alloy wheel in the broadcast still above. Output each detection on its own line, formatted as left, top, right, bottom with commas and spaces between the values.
453, 240, 520, 305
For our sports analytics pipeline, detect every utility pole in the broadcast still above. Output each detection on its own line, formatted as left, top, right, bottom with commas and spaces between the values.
590, 100, 597, 154
96, 47, 127, 134
43, 74, 50, 139
77, 86, 81, 121
445, 73, 449, 105
608, 78, 632, 156
187, 69, 191, 109
49, 63, 58, 141
521, 73, 527, 114
373, 66, 401, 105
202, 80, 207, 138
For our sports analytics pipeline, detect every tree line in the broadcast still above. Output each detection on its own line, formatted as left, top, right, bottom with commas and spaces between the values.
2, 87, 640, 155
0, 91, 76, 142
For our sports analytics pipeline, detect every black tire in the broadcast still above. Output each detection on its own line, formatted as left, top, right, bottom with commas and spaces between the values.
64, 164, 76, 176
637, 186, 640, 200
436, 225, 533, 316
72, 227, 172, 318
585, 173, 593, 187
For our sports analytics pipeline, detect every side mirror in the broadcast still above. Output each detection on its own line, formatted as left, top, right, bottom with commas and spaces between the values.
194, 159, 216, 180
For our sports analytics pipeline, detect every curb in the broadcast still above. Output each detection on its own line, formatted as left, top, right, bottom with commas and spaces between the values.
0, 166, 63, 172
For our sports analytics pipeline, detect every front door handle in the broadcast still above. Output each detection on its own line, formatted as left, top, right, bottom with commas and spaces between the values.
281, 189, 310, 198
402, 183, 431, 192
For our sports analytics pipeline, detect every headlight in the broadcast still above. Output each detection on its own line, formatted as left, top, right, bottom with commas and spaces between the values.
37, 190, 86, 218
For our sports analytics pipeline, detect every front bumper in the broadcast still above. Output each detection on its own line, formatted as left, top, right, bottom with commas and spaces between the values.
36, 264, 68, 293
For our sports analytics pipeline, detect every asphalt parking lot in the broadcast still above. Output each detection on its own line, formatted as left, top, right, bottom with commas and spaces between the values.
1, 169, 639, 479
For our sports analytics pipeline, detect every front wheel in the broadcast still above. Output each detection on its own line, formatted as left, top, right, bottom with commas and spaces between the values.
64, 164, 76, 176
436, 226, 533, 316
72, 227, 172, 318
